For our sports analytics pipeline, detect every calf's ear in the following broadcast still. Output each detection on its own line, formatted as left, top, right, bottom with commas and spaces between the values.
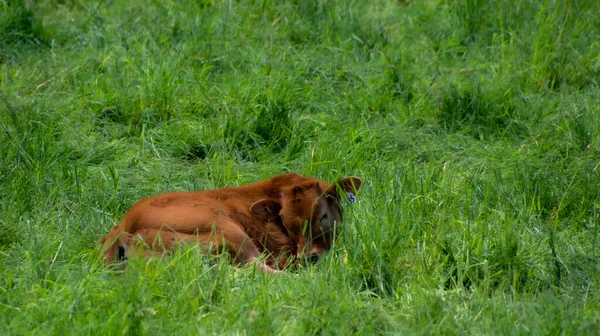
324, 176, 362, 205
250, 199, 282, 222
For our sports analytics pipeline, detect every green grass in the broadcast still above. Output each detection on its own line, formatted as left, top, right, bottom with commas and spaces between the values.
1, 0, 600, 334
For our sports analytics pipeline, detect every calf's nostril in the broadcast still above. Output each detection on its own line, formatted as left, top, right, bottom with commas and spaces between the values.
308, 253, 320, 263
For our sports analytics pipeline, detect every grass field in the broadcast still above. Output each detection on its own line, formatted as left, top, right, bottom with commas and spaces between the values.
1, 0, 600, 334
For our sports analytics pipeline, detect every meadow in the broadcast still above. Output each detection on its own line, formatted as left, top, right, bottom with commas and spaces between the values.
1, 0, 600, 334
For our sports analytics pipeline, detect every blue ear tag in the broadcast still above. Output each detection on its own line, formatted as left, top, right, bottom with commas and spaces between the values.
345, 192, 356, 207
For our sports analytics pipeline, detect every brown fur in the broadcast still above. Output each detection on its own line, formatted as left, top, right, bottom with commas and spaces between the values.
99, 173, 362, 273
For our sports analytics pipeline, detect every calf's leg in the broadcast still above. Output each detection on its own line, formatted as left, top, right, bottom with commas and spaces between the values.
126, 225, 280, 273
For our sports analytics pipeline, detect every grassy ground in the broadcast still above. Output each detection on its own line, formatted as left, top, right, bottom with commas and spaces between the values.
1, 0, 600, 334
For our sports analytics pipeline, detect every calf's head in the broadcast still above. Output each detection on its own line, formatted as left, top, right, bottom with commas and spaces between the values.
251, 176, 362, 263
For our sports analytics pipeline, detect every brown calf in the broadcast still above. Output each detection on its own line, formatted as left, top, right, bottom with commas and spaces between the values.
99, 173, 362, 273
